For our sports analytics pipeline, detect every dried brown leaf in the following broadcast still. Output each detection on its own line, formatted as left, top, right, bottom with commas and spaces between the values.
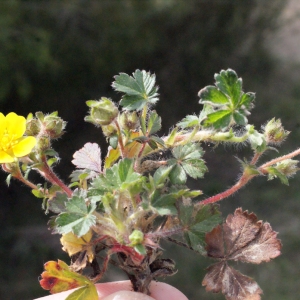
203, 208, 282, 300
205, 208, 282, 263
203, 262, 263, 300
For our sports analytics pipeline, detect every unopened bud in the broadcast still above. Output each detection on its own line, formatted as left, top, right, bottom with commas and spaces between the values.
43, 114, 66, 138
275, 159, 299, 177
101, 123, 117, 137
129, 229, 144, 246
264, 118, 289, 144
86, 97, 118, 126
119, 112, 139, 130
26, 118, 41, 136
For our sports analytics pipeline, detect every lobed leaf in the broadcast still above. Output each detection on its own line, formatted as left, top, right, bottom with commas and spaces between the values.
72, 143, 102, 173
113, 70, 159, 111
39, 260, 93, 294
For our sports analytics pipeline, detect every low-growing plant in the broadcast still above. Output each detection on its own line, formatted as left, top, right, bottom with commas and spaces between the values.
2, 69, 297, 299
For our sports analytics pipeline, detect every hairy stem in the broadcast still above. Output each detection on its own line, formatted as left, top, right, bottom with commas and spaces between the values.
114, 120, 126, 158
39, 155, 73, 197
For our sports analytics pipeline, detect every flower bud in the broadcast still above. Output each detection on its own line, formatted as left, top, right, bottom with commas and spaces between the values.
119, 112, 139, 130
129, 229, 144, 246
86, 97, 118, 126
264, 118, 289, 144
101, 123, 117, 137
275, 159, 299, 177
26, 118, 41, 136
43, 114, 66, 138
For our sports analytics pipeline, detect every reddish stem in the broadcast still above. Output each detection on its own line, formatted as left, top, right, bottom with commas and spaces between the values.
114, 120, 126, 158
40, 155, 73, 197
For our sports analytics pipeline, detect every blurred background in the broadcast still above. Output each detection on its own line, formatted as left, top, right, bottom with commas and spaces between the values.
1, 0, 300, 299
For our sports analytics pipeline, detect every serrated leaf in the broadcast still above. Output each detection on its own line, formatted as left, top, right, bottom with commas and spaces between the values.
203, 110, 232, 128
179, 204, 221, 254
113, 70, 159, 111
205, 208, 282, 264
198, 86, 229, 105
182, 159, 207, 179
39, 260, 93, 294
169, 164, 187, 184
177, 115, 199, 129
240, 92, 255, 109
153, 166, 172, 186
202, 262, 263, 300
65, 285, 98, 300
233, 111, 247, 125
147, 111, 161, 135
72, 143, 102, 173
55, 196, 96, 236
214, 69, 242, 106
48, 192, 68, 213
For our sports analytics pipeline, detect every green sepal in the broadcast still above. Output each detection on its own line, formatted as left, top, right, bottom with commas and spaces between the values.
177, 115, 200, 129
266, 166, 289, 185
109, 134, 118, 149
134, 244, 147, 256
65, 284, 98, 300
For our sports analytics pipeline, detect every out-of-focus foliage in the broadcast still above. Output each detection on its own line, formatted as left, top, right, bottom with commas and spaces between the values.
2, 1, 299, 300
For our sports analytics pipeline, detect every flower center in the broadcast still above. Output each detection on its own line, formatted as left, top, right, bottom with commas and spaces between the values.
0, 131, 17, 151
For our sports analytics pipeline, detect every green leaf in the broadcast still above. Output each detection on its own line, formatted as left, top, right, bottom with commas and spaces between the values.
147, 111, 161, 135
267, 166, 289, 185
55, 195, 96, 236
233, 111, 247, 125
198, 86, 229, 105
203, 110, 232, 129
109, 134, 118, 149
214, 69, 242, 106
177, 115, 199, 129
134, 244, 147, 256
169, 164, 187, 184
113, 70, 159, 111
66, 284, 98, 300
165, 127, 178, 146
48, 192, 68, 213
179, 204, 221, 254
169, 143, 207, 180
153, 166, 172, 186
240, 92, 255, 109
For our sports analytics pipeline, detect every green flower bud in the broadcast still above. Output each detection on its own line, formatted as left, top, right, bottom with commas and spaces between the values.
26, 118, 41, 136
119, 112, 139, 130
129, 229, 144, 246
86, 97, 118, 126
101, 123, 117, 137
264, 118, 289, 144
43, 114, 67, 138
275, 159, 299, 177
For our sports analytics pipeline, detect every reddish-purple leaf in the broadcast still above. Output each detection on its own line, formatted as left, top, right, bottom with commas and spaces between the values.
72, 143, 102, 173
203, 262, 263, 300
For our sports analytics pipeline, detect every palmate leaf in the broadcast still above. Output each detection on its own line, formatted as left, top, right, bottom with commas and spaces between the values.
177, 115, 200, 129
168, 143, 207, 184
55, 195, 96, 237
179, 204, 221, 254
90, 158, 144, 198
112, 70, 159, 111
198, 69, 255, 129
203, 208, 282, 300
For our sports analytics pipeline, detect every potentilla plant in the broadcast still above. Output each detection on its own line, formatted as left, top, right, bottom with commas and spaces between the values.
1, 69, 297, 300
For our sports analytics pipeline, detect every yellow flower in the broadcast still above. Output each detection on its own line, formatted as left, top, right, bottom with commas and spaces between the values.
0, 112, 36, 163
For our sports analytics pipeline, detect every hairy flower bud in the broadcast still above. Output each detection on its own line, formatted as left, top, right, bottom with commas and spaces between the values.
119, 112, 139, 130
85, 97, 118, 126
264, 118, 289, 144
129, 229, 144, 246
26, 118, 41, 136
43, 114, 66, 139
275, 159, 299, 177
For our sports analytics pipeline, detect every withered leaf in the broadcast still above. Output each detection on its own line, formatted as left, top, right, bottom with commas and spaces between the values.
203, 208, 282, 300
203, 262, 263, 300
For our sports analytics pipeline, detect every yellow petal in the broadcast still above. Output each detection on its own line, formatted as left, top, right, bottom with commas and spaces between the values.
12, 136, 36, 157
0, 113, 6, 138
0, 150, 14, 163
5, 112, 26, 139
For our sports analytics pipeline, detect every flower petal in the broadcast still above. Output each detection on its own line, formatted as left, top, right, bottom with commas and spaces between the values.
0, 150, 15, 163
5, 112, 26, 139
12, 136, 36, 157
0, 113, 6, 138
